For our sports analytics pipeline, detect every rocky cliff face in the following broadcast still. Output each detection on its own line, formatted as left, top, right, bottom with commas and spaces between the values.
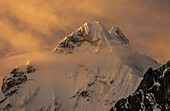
1, 65, 36, 97
110, 61, 170, 111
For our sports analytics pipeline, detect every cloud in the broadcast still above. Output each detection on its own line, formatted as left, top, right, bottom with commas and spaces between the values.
0, 0, 169, 81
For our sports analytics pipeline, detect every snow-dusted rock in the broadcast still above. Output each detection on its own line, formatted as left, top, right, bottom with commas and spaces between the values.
1, 65, 36, 96
53, 21, 131, 54
110, 61, 170, 111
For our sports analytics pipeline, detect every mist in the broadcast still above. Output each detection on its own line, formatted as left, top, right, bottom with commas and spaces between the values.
0, 0, 169, 85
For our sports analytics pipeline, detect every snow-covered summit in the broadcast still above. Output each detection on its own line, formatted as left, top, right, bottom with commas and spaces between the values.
53, 21, 130, 54
53, 21, 160, 75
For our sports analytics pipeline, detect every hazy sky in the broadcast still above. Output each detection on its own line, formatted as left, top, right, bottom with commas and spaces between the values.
0, 0, 170, 64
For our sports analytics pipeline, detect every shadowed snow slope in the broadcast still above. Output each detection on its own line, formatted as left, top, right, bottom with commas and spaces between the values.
0, 21, 161, 111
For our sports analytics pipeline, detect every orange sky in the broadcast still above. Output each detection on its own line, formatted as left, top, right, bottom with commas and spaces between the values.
0, 0, 170, 64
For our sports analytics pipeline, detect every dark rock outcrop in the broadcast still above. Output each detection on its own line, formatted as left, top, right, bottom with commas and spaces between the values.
110, 61, 170, 111
1, 65, 36, 96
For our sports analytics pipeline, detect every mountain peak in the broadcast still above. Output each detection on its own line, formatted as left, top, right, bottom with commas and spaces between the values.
0, 21, 164, 111
53, 21, 130, 54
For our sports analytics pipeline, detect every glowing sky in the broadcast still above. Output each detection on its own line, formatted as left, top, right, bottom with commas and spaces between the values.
0, 0, 170, 63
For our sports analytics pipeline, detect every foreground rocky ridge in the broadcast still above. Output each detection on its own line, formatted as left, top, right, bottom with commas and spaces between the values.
110, 61, 170, 111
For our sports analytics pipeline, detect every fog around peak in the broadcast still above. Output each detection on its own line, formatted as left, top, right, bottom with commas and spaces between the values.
0, 0, 169, 84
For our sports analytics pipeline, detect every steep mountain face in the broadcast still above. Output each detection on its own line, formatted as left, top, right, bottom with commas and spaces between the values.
0, 21, 161, 111
1, 54, 145, 111
53, 21, 159, 75
110, 61, 170, 111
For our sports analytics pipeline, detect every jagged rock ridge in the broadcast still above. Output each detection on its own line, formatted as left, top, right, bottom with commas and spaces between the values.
1, 65, 36, 96
110, 61, 170, 111
53, 21, 130, 54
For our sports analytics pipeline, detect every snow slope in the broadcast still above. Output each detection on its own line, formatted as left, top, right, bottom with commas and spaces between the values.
0, 21, 160, 111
